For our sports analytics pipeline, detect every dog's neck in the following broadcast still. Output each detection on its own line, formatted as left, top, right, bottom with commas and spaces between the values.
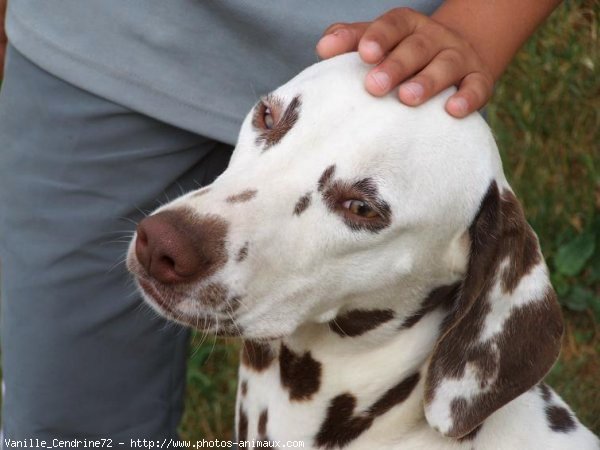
237, 285, 459, 448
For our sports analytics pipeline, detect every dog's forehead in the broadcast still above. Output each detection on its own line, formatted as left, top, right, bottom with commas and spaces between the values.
233, 53, 506, 225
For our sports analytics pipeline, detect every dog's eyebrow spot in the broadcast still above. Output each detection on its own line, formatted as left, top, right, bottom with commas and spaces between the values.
545, 405, 577, 433
236, 242, 249, 262
329, 309, 394, 337
226, 189, 258, 203
279, 344, 321, 401
293, 192, 312, 216
253, 95, 302, 150
318, 165, 336, 192
315, 372, 420, 448
241, 341, 275, 372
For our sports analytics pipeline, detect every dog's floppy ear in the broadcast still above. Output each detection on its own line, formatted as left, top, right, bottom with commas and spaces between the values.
424, 181, 563, 438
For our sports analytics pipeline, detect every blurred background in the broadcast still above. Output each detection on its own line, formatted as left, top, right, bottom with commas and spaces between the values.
178, 0, 600, 440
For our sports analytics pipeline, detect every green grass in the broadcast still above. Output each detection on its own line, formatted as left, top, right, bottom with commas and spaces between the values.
180, 0, 600, 439
180, 336, 239, 440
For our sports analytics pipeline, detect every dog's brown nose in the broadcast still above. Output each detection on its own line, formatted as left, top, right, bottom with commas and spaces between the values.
135, 210, 227, 284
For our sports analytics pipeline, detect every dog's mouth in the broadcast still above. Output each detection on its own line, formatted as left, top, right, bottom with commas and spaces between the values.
137, 276, 243, 335
137, 277, 180, 313
127, 252, 243, 336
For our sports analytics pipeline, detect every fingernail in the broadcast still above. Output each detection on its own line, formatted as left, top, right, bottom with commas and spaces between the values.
370, 71, 390, 91
449, 97, 469, 115
360, 40, 383, 60
401, 82, 424, 102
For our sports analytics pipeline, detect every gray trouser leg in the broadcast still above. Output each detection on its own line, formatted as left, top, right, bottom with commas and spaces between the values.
0, 45, 233, 443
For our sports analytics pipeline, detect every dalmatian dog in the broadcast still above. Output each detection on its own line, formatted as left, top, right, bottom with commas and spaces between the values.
127, 53, 599, 449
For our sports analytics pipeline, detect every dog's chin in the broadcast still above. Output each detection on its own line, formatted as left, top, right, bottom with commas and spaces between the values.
129, 261, 287, 340
134, 277, 244, 337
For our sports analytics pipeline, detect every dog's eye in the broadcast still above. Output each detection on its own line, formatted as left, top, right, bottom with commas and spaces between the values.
342, 200, 379, 218
254, 101, 277, 131
264, 107, 274, 130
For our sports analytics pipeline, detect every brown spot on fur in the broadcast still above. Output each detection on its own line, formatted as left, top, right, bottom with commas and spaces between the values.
279, 344, 321, 401
318, 165, 336, 192
198, 282, 228, 308
316, 394, 371, 448
241, 341, 275, 372
539, 383, 577, 433
240, 380, 248, 397
329, 309, 394, 337
400, 283, 460, 329
315, 372, 420, 448
322, 176, 392, 233
545, 405, 577, 433
293, 192, 312, 216
369, 372, 421, 416
226, 189, 257, 203
237, 242, 249, 262
258, 409, 269, 437
238, 405, 248, 441
539, 383, 552, 402
425, 182, 563, 438
253, 95, 301, 149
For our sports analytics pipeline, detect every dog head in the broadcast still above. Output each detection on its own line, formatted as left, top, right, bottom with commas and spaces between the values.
127, 53, 562, 437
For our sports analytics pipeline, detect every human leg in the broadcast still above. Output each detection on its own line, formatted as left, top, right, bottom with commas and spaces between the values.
0, 45, 232, 443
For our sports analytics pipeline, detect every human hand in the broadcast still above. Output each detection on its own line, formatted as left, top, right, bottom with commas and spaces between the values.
1, 0, 7, 79
316, 8, 495, 118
